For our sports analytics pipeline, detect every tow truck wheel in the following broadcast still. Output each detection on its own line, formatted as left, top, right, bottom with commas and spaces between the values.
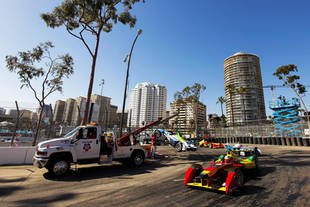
131, 151, 145, 167
48, 159, 70, 176
175, 142, 183, 152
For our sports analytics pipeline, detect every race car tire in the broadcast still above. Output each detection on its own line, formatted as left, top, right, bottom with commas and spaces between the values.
255, 157, 259, 171
235, 168, 244, 187
191, 164, 203, 176
175, 142, 183, 152
209, 144, 213, 149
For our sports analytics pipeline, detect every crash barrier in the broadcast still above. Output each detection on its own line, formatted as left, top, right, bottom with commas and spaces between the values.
216, 136, 310, 147
0, 147, 35, 165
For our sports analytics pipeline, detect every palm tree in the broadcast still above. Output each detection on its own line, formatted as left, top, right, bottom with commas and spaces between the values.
174, 83, 206, 137
216, 96, 226, 117
237, 87, 247, 125
226, 84, 236, 126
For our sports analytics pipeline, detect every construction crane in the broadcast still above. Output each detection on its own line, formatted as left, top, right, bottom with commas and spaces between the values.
263, 85, 310, 100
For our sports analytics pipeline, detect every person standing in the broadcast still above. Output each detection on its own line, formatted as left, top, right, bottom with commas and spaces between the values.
151, 134, 157, 159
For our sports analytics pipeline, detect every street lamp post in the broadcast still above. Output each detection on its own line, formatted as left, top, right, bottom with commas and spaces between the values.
119, 29, 142, 137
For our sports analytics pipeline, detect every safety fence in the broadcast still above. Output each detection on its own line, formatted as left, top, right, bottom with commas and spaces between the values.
210, 122, 309, 138
207, 136, 310, 147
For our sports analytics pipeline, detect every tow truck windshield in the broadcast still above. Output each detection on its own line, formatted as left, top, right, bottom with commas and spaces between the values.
64, 127, 80, 138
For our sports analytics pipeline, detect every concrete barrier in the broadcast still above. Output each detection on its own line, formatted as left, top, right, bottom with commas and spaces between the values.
249, 137, 252, 144
278, 137, 283, 145
257, 137, 261, 144
254, 137, 258, 144
297, 137, 303, 146
281, 137, 286, 146
302, 138, 310, 146
246, 137, 249, 144
262, 137, 267, 145
266, 137, 271, 145
286, 137, 292, 146
242, 137, 246, 143
291, 137, 297, 146
0, 147, 36, 165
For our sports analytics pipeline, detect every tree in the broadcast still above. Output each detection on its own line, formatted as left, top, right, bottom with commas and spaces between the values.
5, 42, 74, 146
237, 87, 247, 125
226, 84, 236, 126
216, 96, 226, 117
42, 0, 144, 125
174, 83, 206, 137
273, 64, 310, 129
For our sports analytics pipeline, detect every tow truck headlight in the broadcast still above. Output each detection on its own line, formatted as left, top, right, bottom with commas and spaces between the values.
37, 151, 47, 156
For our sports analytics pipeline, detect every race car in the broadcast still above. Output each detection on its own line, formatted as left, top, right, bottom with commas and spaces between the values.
199, 139, 225, 149
154, 129, 197, 152
222, 146, 259, 170
225, 144, 262, 156
184, 156, 244, 195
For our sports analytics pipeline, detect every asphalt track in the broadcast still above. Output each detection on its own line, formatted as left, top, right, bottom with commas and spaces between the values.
1, 145, 310, 207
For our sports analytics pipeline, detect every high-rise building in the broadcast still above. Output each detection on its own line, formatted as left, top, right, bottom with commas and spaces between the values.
71, 96, 86, 126
20, 109, 33, 119
170, 100, 207, 134
117, 110, 128, 128
128, 82, 167, 127
55, 95, 118, 127
109, 105, 118, 128
63, 98, 76, 125
91, 94, 111, 128
0, 107, 6, 115
53, 100, 66, 123
224, 52, 266, 126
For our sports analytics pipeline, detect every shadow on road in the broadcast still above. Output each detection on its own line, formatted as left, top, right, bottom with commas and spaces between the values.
0, 177, 28, 183
14, 193, 76, 206
263, 152, 310, 167
0, 186, 24, 197
233, 185, 266, 196
43, 160, 173, 182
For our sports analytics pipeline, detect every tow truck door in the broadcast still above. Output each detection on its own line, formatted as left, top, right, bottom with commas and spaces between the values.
75, 126, 100, 160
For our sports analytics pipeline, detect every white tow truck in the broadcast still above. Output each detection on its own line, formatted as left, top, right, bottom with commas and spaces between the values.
33, 123, 148, 176
33, 115, 177, 176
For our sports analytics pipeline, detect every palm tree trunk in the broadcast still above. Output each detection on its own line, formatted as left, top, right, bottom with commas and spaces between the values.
195, 101, 198, 138
230, 93, 234, 127
220, 103, 224, 117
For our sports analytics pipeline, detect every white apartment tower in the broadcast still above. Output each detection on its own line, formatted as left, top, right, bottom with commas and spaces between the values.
128, 82, 167, 127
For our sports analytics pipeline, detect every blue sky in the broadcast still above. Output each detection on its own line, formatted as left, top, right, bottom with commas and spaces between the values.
0, 0, 310, 116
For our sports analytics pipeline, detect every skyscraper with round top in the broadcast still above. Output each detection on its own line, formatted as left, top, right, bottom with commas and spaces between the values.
224, 52, 266, 126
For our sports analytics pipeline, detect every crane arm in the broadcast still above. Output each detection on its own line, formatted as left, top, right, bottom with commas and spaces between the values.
117, 113, 179, 146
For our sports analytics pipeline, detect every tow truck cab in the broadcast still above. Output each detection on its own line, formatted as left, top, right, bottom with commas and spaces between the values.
33, 124, 147, 176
